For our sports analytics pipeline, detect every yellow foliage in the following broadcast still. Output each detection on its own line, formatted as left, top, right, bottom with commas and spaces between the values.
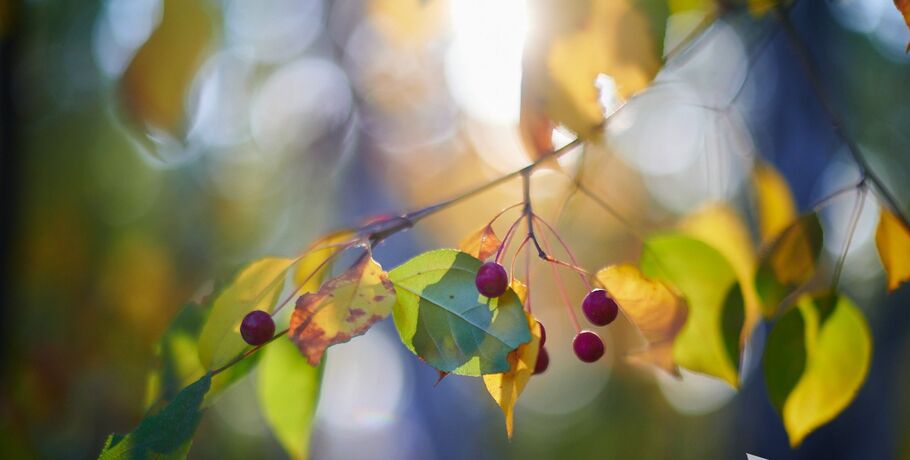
875, 208, 910, 292
483, 310, 541, 438
753, 163, 798, 244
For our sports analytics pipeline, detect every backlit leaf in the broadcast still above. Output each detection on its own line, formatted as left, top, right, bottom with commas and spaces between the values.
752, 162, 798, 244
640, 235, 744, 387
679, 203, 761, 337
198, 258, 294, 369
875, 208, 910, 291
755, 214, 823, 317
258, 337, 322, 460
120, 0, 215, 137
595, 264, 687, 375
289, 253, 395, 365
390, 249, 531, 376
763, 294, 871, 446
293, 230, 357, 294
521, 0, 660, 142
483, 310, 541, 438
459, 224, 502, 262
99, 374, 211, 460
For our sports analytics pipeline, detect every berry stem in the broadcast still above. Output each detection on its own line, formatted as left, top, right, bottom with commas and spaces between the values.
495, 215, 524, 264
537, 223, 581, 333
524, 233, 532, 313
210, 328, 289, 376
533, 214, 592, 290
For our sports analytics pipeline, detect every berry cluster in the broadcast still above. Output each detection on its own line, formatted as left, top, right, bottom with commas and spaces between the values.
475, 261, 621, 371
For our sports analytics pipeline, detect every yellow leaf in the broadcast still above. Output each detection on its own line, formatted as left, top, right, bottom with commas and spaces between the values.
875, 208, 910, 291
679, 203, 761, 338
521, 0, 659, 141
595, 264, 687, 375
459, 224, 502, 262
120, 0, 215, 136
483, 311, 541, 438
293, 229, 357, 294
753, 162, 798, 244
198, 258, 294, 369
756, 214, 823, 317
289, 254, 396, 365
780, 295, 871, 446
748, 0, 779, 16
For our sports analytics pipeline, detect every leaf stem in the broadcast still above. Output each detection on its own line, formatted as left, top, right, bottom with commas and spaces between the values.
210, 328, 289, 376
831, 186, 866, 291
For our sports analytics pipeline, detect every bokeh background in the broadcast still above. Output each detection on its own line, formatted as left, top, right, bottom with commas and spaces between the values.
1, 0, 909, 458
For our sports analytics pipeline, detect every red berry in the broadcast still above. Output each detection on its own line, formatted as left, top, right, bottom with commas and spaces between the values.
534, 347, 549, 374
240, 310, 275, 346
475, 262, 509, 298
573, 330, 605, 363
537, 320, 547, 347
582, 289, 619, 326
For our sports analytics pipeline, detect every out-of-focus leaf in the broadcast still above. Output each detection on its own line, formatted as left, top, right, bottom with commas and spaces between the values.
289, 254, 395, 365
521, 0, 660, 143
198, 258, 293, 369
293, 230, 357, 294
120, 0, 215, 136
459, 224, 502, 262
894, 0, 910, 51
763, 294, 871, 447
753, 162, 798, 244
640, 235, 743, 387
366, 0, 446, 45
755, 214, 823, 317
99, 374, 212, 460
258, 337, 322, 460
483, 310, 540, 438
390, 249, 531, 376
595, 264, 687, 375
876, 208, 910, 291
679, 203, 761, 337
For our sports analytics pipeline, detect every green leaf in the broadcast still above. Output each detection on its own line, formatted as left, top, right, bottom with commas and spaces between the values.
640, 234, 744, 387
389, 249, 531, 376
762, 293, 872, 447
755, 213, 823, 317
198, 257, 294, 369
258, 337, 323, 460
100, 374, 212, 460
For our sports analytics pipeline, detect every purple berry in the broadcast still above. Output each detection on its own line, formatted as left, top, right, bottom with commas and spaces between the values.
582, 289, 619, 326
475, 262, 509, 298
573, 330, 605, 363
534, 347, 549, 375
240, 310, 275, 346
537, 320, 547, 347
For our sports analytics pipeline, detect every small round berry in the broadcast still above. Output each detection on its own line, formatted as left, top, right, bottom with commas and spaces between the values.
573, 330, 605, 363
534, 347, 549, 374
582, 289, 619, 326
475, 262, 509, 298
240, 310, 275, 346
537, 320, 547, 347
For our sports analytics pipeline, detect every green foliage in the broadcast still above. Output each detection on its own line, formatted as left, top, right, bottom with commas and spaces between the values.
640, 234, 744, 387
389, 249, 531, 375
258, 337, 323, 460
100, 374, 212, 460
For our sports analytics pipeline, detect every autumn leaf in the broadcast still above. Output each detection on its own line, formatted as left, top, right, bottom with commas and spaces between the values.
755, 214, 823, 317
483, 308, 541, 438
595, 264, 687, 375
390, 249, 531, 376
120, 0, 215, 137
753, 162, 798, 244
521, 0, 660, 146
763, 293, 871, 446
640, 234, 744, 387
198, 258, 294, 369
679, 203, 761, 338
459, 224, 502, 262
289, 253, 396, 365
258, 337, 322, 460
895, 0, 910, 52
875, 208, 910, 291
